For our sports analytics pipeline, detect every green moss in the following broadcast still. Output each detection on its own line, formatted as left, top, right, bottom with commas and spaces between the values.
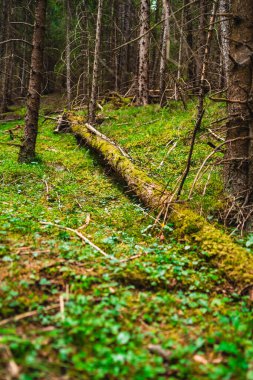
171, 206, 253, 288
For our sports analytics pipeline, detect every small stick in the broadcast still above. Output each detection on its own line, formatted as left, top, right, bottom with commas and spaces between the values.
41, 221, 117, 260
207, 128, 225, 142
148, 344, 171, 362
59, 294, 65, 321
41, 221, 147, 263
0, 304, 59, 327
42, 178, 49, 201
84, 123, 130, 158
0, 142, 22, 147
177, 110, 205, 198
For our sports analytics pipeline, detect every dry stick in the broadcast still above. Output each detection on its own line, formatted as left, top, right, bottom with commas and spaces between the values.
0, 141, 22, 147
0, 304, 59, 327
41, 221, 113, 258
209, 96, 249, 105
188, 136, 253, 199
207, 128, 225, 142
84, 123, 130, 158
177, 110, 205, 197
0, 38, 32, 46
148, 344, 171, 362
42, 178, 49, 201
40, 221, 145, 263
210, 115, 231, 125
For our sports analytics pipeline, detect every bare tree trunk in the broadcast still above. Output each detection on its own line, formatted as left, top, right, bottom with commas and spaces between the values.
18, 0, 47, 163
150, 0, 161, 89
185, 0, 195, 87
197, 1, 218, 120
66, 0, 71, 109
175, 2, 184, 100
159, 0, 170, 105
219, 0, 230, 86
88, 0, 103, 124
196, 0, 207, 89
0, 0, 12, 113
137, 0, 150, 106
225, 0, 253, 221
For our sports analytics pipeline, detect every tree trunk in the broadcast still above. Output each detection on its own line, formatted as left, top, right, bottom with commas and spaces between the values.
175, 2, 184, 100
219, 0, 230, 86
88, 0, 103, 124
159, 0, 170, 105
196, 0, 207, 89
18, 0, 47, 163
0, 0, 12, 113
137, 0, 150, 106
185, 0, 195, 87
224, 0, 253, 223
66, 0, 71, 110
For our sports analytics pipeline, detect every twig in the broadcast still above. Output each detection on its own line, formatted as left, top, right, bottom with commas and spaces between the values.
0, 142, 22, 147
207, 128, 225, 142
148, 344, 171, 362
177, 110, 205, 197
188, 136, 253, 199
41, 221, 117, 260
159, 141, 178, 168
40, 221, 147, 263
0, 304, 59, 327
209, 96, 249, 104
42, 178, 49, 201
84, 123, 131, 158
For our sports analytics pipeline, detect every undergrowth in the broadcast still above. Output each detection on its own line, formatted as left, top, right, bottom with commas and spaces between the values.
0, 99, 252, 380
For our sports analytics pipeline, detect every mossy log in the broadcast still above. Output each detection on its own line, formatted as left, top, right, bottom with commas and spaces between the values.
70, 117, 253, 291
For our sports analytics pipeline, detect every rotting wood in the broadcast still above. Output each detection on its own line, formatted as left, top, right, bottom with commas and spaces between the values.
67, 117, 253, 292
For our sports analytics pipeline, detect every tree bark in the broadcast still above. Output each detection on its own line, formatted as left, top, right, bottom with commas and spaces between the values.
159, 0, 170, 105
196, 0, 207, 89
66, 0, 71, 110
137, 0, 150, 106
0, 0, 12, 113
224, 0, 253, 221
88, 0, 103, 124
18, 0, 47, 163
219, 0, 230, 86
185, 0, 195, 86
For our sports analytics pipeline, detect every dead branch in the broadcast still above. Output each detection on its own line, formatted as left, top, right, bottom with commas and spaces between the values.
177, 110, 205, 197
0, 304, 59, 327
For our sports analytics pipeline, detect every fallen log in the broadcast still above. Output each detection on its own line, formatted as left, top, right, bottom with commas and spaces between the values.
69, 116, 253, 292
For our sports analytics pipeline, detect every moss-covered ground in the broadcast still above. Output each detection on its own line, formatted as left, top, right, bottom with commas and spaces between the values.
0, 100, 252, 379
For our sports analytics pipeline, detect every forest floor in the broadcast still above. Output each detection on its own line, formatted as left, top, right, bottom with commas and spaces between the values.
0, 98, 253, 380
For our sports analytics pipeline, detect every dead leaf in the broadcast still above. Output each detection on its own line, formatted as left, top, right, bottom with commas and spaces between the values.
193, 354, 208, 365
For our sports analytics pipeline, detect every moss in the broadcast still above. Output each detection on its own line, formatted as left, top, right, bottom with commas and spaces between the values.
71, 120, 169, 209
70, 118, 253, 290
171, 206, 253, 289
